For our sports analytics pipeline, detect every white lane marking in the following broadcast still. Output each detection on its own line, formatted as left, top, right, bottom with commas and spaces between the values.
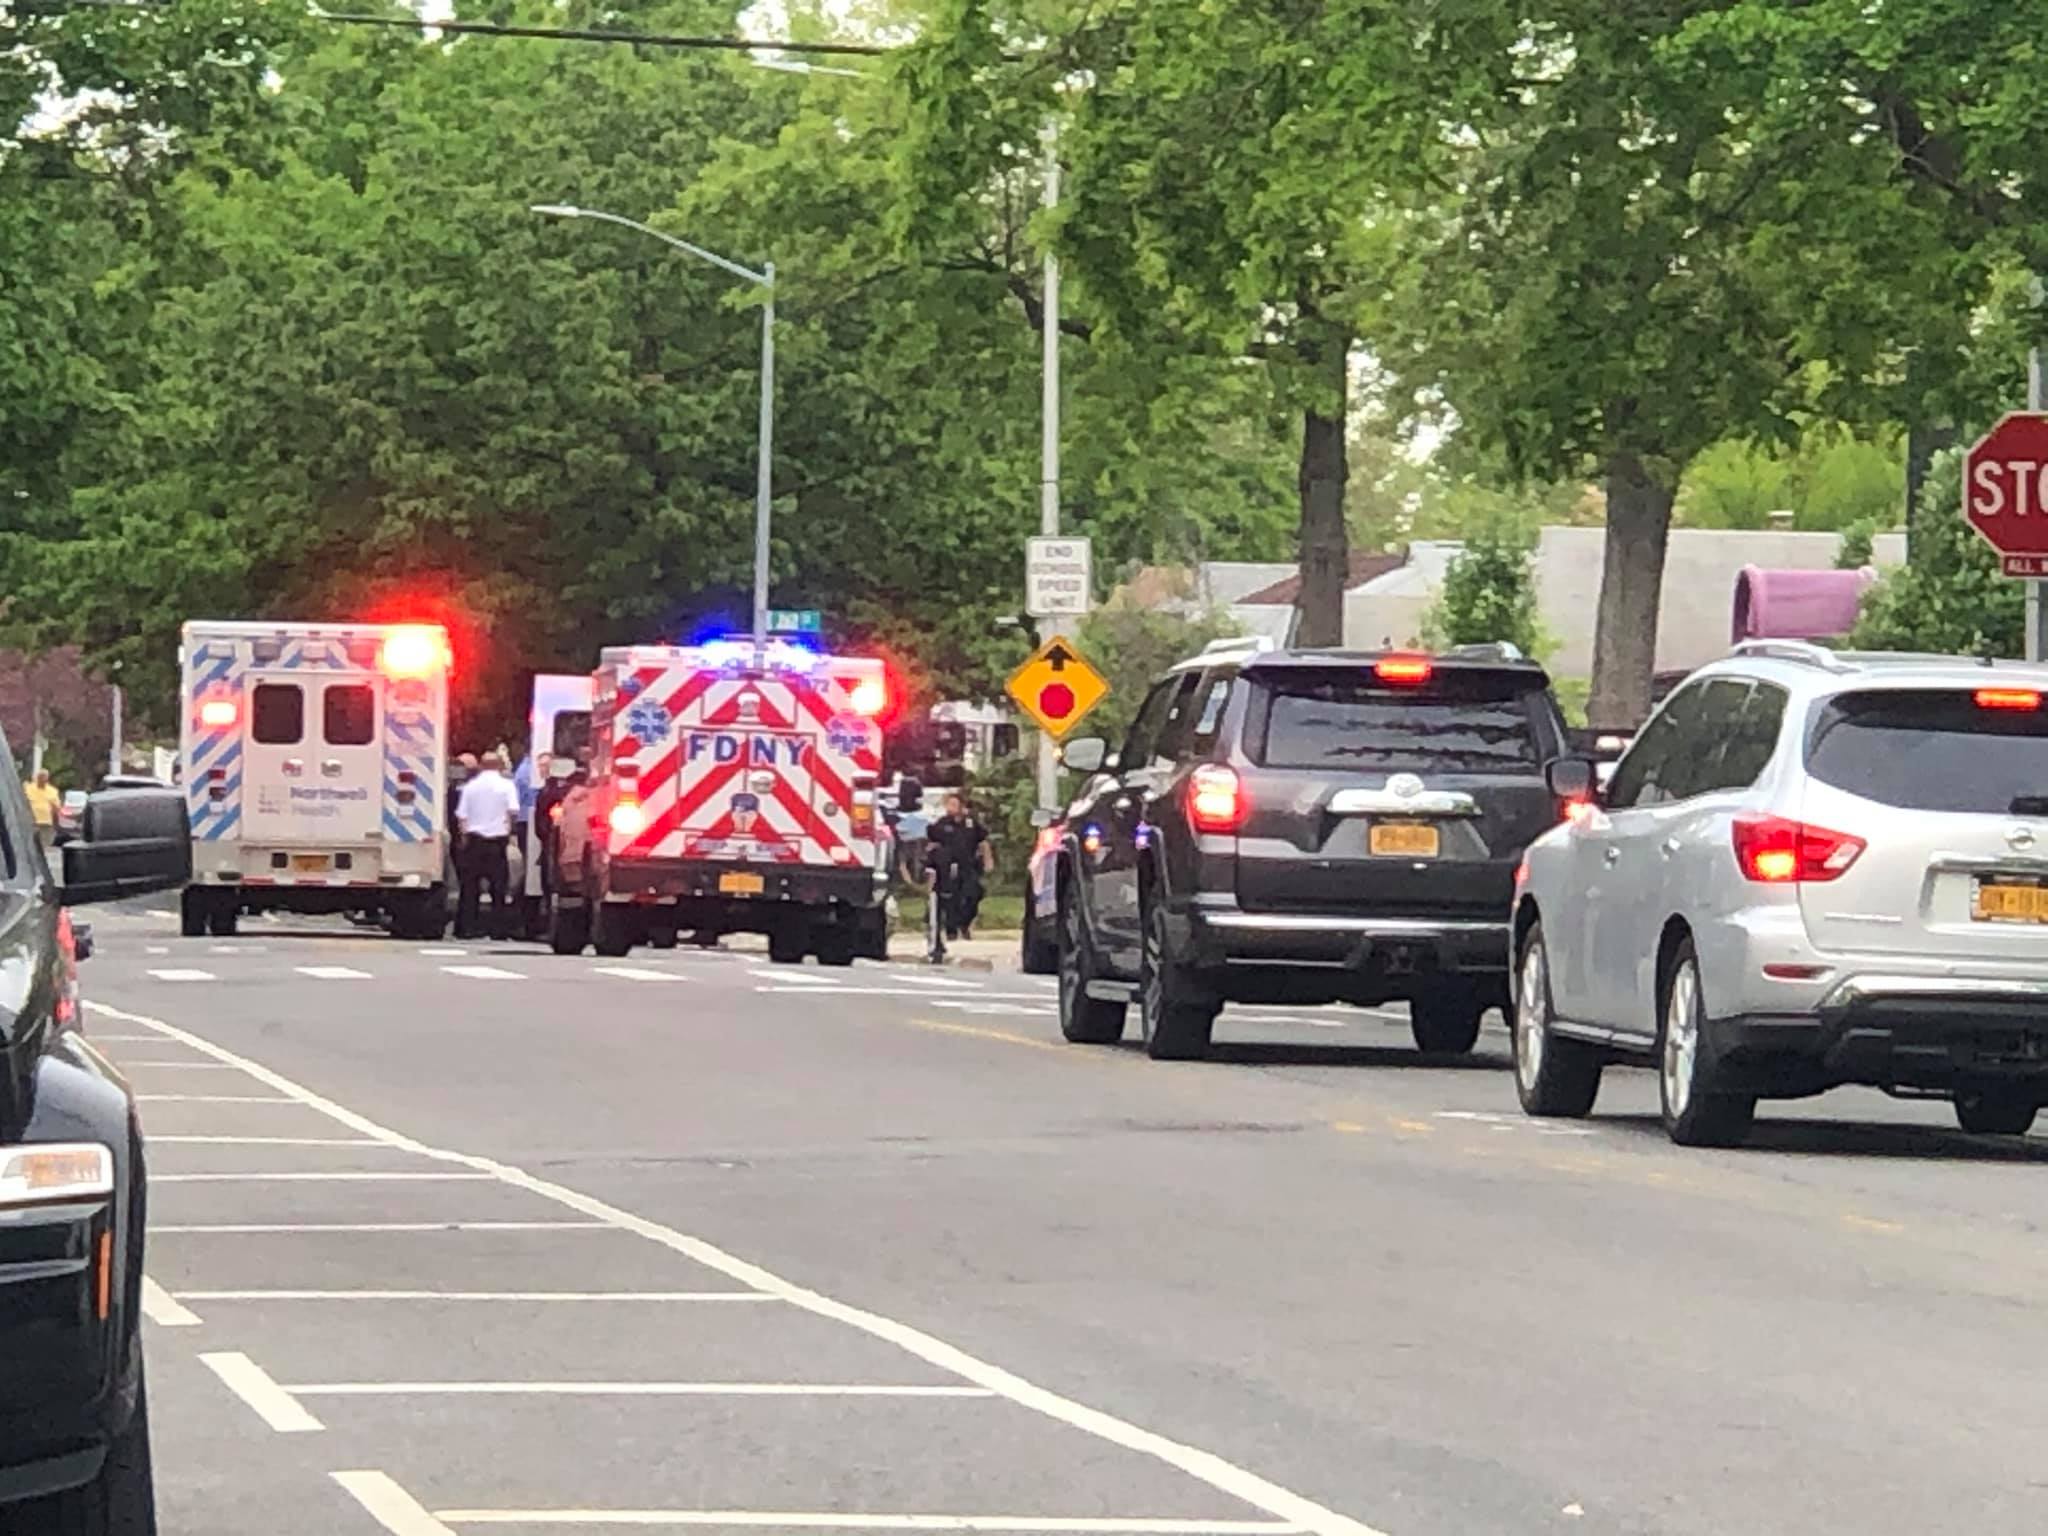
297, 965, 373, 980
178, 1290, 776, 1303
153, 1172, 492, 1184
114, 1061, 243, 1070
928, 1001, 1049, 1018
88, 1035, 165, 1043
761, 986, 1054, 1001
593, 966, 690, 983
146, 969, 216, 982
92, 1001, 1394, 1536
1432, 1111, 1593, 1137
336, 1472, 459, 1536
419, 947, 469, 957
289, 1382, 991, 1398
891, 973, 986, 990
153, 1221, 612, 1235
135, 1094, 297, 1104
149, 1136, 382, 1147
144, 946, 170, 955
748, 968, 840, 985
140, 1275, 201, 1327
437, 1517, 1305, 1532
200, 1351, 324, 1433
442, 965, 524, 980
209, 944, 263, 955
147, 909, 176, 920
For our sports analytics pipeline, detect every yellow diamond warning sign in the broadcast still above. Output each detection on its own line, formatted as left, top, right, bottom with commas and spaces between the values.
1006, 636, 1109, 739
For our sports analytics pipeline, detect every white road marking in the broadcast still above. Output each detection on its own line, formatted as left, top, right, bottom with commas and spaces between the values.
297, 965, 373, 980
140, 1275, 201, 1327
1433, 1111, 1592, 1138
144, 945, 170, 955
442, 965, 524, 980
593, 966, 690, 983
209, 944, 261, 955
135, 1094, 297, 1104
149, 1135, 381, 1147
89, 1035, 165, 1043
892, 973, 986, 990
92, 1000, 1396, 1536
146, 909, 176, 920
178, 1290, 775, 1303
929, 1001, 1050, 1018
146, 969, 216, 982
153, 1220, 612, 1235
199, 1351, 323, 1433
419, 947, 469, 957
153, 1172, 492, 1183
288, 1381, 991, 1398
437, 1517, 1306, 1532
749, 968, 841, 986
114, 1061, 243, 1070
762, 986, 1055, 1001
335, 1472, 460, 1536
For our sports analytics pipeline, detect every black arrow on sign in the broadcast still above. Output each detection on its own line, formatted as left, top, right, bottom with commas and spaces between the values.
1044, 641, 1075, 671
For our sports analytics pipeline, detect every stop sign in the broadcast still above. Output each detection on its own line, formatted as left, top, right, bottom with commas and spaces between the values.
1965, 413, 2048, 575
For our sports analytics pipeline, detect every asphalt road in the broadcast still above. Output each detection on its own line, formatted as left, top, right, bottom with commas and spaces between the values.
75, 905, 2048, 1536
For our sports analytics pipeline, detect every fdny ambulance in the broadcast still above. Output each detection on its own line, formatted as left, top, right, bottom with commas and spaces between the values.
550, 638, 892, 962
177, 621, 453, 940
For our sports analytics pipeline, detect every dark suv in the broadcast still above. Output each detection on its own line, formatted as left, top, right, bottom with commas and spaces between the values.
1053, 639, 1569, 1059
0, 732, 188, 1533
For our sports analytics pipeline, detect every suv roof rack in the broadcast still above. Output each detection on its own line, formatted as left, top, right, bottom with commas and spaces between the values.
1442, 641, 1526, 664
1194, 634, 1278, 659
1728, 639, 1858, 674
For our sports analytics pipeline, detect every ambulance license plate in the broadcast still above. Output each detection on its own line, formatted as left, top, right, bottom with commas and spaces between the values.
290, 854, 331, 873
719, 872, 766, 897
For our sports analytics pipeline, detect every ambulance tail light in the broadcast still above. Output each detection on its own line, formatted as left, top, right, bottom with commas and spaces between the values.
850, 777, 876, 840
848, 675, 889, 718
609, 797, 646, 838
379, 626, 447, 679
198, 698, 239, 730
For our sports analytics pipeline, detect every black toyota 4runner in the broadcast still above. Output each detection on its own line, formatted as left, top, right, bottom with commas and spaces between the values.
1053, 640, 1569, 1060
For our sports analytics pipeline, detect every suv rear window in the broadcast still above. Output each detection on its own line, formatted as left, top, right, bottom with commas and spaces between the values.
1807, 689, 2048, 813
1251, 669, 1551, 773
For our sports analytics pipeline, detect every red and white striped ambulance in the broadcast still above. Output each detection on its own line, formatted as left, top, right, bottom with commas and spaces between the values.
549, 638, 894, 963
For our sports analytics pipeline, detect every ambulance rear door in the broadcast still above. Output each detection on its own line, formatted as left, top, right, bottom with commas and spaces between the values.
243, 670, 384, 845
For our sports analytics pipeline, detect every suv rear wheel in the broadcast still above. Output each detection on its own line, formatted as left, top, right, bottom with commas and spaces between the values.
1659, 940, 1756, 1147
1139, 892, 1217, 1061
1057, 877, 1126, 1046
1409, 985, 1484, 1055
1512, 922, 1601, 1118
1954, 1090, 2039, 1136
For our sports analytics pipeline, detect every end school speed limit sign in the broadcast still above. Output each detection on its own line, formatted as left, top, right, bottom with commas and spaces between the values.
1006, 636, 1108, 739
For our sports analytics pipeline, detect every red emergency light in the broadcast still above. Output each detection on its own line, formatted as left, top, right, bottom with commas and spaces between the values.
380, 626, 447, 679
848, 675, 889, 718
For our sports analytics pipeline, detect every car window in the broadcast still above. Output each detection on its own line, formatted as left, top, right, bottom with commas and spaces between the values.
1119, 681, 1179, 773
1670, 678, 1755, 799
552, 710, 592, 761
252, 682, 305, 746
1147, 673, 1207, 769
323, 683, 376, 746
1185, 674, 1235, 759
1807, 689, 2048, 812
1251, 668, 1548, 774
1718, 680, 1789, 791
1606, 682, 1706, 809
0, 733, 23, 888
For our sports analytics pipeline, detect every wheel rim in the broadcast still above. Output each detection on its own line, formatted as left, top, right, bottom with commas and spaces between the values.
1140, 904, 1164, 1042
1663, 961, 1700, 1121
1515, 941, 1547, 1092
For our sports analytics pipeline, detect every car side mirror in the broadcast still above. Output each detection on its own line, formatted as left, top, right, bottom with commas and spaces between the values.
1546, 758, 1598, 806
1059, 736, 1108, 774
59, 789, 191, 907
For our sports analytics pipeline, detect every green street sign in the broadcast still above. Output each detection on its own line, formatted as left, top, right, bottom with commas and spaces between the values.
767, 608, 823, 634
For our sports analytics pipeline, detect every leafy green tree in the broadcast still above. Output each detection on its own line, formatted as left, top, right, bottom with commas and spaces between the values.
1850, 446, 2020, 655
1423, 523, 1544, 658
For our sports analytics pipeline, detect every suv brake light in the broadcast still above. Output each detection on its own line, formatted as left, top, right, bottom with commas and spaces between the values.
1732, 815, 1864, 884
1374, 655, 1432, 686
1975, 688, 2042, 711
1187, 765, 1247, 834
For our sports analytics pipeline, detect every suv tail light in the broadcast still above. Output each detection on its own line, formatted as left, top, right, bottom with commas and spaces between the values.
1975, 688, 2042, 711
1374, 655, 1433, 686
1187, 765, 1248, 834
1732, 815, 1864, 883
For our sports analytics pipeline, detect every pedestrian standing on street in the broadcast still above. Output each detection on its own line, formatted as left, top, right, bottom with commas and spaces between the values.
925, 793, 993, 942
454, 751, 519, 940
24, 769, 62, 855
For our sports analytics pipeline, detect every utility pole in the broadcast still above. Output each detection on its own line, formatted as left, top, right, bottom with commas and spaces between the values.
109, 683, 123, 778
1036, 136, 1063, 813
2029, 347, 2047, 663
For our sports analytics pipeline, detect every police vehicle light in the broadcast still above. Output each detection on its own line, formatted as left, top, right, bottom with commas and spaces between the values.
199, 698, 239, 729
380, 626, 445, 679
609, 799, 647, 837
848, 676, 889, 718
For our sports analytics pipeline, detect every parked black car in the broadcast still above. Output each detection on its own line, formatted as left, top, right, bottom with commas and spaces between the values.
1053, 639, 1570, 1059
0, 729, 189, 1533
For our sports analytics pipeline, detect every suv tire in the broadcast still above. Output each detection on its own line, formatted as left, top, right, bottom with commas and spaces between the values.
1057, 877, 1126, 1046
28, 1362, 155, 1535
1409, 986, 1484, 1055
814, 928, 857, 967
548, 897, 589, 956
1659, 939, 1756, 1147
767, 928, 808, 966
1139, 892, 1217, 1061
1954, 1090, 2039, 1136
1512, 922, 1602, 1118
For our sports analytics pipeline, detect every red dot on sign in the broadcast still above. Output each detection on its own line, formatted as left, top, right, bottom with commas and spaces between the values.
1039, 683, 1076, 720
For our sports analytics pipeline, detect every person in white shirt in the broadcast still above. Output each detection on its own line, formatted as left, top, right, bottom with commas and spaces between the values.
454, 751, 520, 939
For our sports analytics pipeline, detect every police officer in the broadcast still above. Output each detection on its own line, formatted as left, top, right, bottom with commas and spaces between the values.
924, 793, 992, 942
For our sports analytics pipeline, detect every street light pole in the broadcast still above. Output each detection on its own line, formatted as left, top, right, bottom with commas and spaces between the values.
531, 203, 776, 642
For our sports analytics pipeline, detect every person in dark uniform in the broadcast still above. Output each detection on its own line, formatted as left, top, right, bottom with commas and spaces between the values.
532, 754, 585, 901
924, 793, 993, 941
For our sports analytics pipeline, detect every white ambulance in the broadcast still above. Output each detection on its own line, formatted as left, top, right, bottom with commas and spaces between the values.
550, 638, 893, 963
519, 672, 595, 919
177, 621, 453, 939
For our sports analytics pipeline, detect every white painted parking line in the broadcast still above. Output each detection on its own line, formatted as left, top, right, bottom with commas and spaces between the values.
297, 965, 373, 980
135, 1094, 298, 1104
435, 1516, 1305, 1533
153, 1172, 493, 1184
287, 1381, 993, 1398
140, 1275, 201, 1328
153, 1220, 612, 1235
593, 966, 690, 983
199, 1351, 324, 1433
177, 1289, 775, 1303
442, 965, 525, 980
93, 999, 1394, 1536
148, 1135, 382, 1147
336, 1472, 460, 1536
146, 969, 216, 982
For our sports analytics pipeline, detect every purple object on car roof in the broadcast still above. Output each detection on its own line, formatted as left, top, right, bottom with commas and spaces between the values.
1731, 564, 1879, 644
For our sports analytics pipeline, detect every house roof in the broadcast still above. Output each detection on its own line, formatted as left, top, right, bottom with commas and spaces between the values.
1240, 551, 1407, 607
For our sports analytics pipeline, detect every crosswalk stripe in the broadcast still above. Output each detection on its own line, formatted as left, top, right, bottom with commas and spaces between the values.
441, 965, 524, 981
593, 966, 689, 983
148, 969, 216, 982
297, 966, 373, 980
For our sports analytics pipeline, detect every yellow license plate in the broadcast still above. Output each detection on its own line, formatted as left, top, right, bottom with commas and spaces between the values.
290, 854, 330, 872
1975, 882, 2048, 923
1369, 822, 1439, 858
719, 871, 766, 896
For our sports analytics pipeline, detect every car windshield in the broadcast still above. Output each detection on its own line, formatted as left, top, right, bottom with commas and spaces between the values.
1254, 670, 1548, 773
1807, 688, 2048, 813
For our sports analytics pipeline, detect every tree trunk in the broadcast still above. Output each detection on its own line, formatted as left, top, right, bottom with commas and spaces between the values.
1294, 361, 1350, 648
1587, 451, 1676, 730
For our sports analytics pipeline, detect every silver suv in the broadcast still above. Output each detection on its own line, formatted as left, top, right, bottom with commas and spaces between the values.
1512, 641, 2048, 1146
